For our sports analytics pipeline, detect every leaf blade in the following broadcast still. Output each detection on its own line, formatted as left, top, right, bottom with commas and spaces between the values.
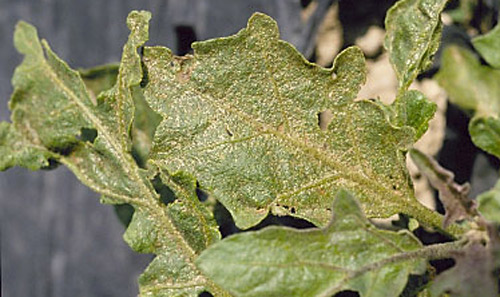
143, 12, 444, 231
472, 23, 500, 69
384, 0, 447, 91
197, 191, 426, 297
435, 45, 500, 158
2, 11, 230, 297
477, 180, 500, 223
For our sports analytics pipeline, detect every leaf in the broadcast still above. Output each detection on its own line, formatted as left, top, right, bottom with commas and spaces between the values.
142, 12, 447, 232
472, 22, 500, 68
384, 0, 447, 91
79, 64, 119, 96
79, 64, 162, 166
392, 90, 437, 141
469, 116, 500, 158
0, 121, 55, 170
1, 11, 230, 297
435, 45, 500, 158
131, 85, 162, 166
478, 180, 500, 223
382, 0, 442, 145
79, 64, 162, 226
196, 190, 427, 297
429, 237, 499, 297
409, 149, 478, 228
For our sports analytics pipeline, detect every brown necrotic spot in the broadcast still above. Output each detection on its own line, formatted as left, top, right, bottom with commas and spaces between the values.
318, 109, 333, 131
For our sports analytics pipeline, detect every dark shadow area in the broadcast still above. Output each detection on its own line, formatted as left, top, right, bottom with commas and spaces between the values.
153, 175, 176, 206
198, 291, 214, 297
42, 158, 61, 170
196, 182, 209, 202
333, 290, 360, 297
430, 258, 456, 275
213, 201, 317, 238
80, 127, 98, 143
247, 212, 317, 232
412, 225, 454, 246
400, 273, 430, 297
175, 25, 197, 55
436, 103, 478, 213
339, 0, 397, 47
139, 46, 149, 88
213, 201, 240, 237
300, 0, 313, 8
114, 204, 135, 227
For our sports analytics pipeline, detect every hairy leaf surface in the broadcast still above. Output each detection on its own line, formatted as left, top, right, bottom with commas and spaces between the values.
197, 190, 426, 297
0, 11, 229, 297
436, 45, 500, 158
143, 12, 446, 231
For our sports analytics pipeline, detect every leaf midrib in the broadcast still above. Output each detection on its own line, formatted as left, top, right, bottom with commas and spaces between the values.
38, 50, 231, 295
159, 81, 410, 209
41, 48, 198, 250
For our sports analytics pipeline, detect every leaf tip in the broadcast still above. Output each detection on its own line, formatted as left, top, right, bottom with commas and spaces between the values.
14, 20, 43, 58
330, 189, 365, 222
247, 12, 279, 40
126, 10, 151, 48
127, 10, 151, 31
331, 46, 367, 99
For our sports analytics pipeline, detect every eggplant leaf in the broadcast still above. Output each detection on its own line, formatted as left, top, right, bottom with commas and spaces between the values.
197, 190, 426, 297
142, 12, 448, 232
0, 11, 229, 297
436, 45, 500, 158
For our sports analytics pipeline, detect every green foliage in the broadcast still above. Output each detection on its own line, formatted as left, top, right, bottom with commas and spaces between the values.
478, 180, 500, 223
432, 14, 500, 296
197, 190, 426, 297
436, 45, 500, 158
384, 0, 447, 92
1, 11, 228, 297
472, 23, 500, 68
384, 0, 440, 141
1, 0, 499, 296
436, 18, 500, 159
142, 12, 443, 231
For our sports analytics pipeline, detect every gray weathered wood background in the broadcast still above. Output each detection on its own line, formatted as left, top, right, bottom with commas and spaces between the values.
0, 1, 325, 296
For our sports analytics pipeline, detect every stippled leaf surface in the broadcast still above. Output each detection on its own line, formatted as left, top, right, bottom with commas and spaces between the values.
197, 190, 426, 297
0, 121, 55, 170
79, 64, 162, 166
383, 0, 446, 143
0, 2, 473, 295
0, 11, 229, 297
384, 0, 448, 91
142, 12, 447, 231
436, 45, 500, 158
